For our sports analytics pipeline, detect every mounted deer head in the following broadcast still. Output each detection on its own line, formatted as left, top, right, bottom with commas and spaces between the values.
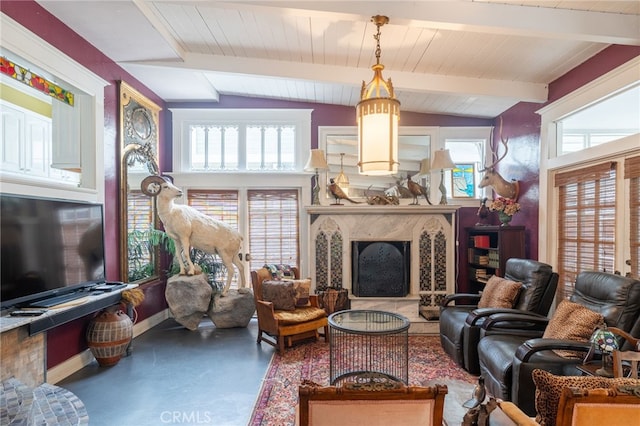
478, 117, 520, 200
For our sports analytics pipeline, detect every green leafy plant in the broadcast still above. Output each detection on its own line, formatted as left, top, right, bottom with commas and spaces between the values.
128, 229, 223, 291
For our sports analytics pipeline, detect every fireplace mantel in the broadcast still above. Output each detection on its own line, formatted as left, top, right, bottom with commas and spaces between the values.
307, 205, 459, 216
307, 204, 459, 333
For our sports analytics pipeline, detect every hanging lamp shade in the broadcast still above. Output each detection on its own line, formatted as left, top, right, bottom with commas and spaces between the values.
356, 15, 400, 176
335, 153, 350, 196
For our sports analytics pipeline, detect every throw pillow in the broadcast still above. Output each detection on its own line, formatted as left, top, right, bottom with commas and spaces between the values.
542, 300, 604, 358
291, 279, 311, 307
263, 264, 295, 280
532, 369, 640, 426
261, 280, 297, 311
477, 276, 523, 309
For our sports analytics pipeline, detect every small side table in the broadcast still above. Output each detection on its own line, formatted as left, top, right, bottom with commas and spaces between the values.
576, 362, 601, 376
328, 310, 410, 384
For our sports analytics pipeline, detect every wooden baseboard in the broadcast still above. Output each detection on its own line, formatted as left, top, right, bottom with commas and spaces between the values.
47, 309, 170, 384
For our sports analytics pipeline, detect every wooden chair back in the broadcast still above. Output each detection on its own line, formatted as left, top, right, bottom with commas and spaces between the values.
609, 326, 640, 378
612, 349, 640, 378
298, 373, 447, 426
555, 385, 640, 426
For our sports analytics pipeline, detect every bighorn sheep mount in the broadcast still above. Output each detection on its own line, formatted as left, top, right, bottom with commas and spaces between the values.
141, 175, 246, 296
478, 118, 520, 201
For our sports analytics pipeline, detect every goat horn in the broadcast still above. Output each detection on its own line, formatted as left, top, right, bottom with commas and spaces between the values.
140, 175, 167, 196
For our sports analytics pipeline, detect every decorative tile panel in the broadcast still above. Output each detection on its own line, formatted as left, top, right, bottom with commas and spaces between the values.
315, 231, 328, 290
330, 232, 343, 288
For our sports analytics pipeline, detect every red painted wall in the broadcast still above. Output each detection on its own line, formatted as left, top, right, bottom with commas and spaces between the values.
1, 1, 169, 367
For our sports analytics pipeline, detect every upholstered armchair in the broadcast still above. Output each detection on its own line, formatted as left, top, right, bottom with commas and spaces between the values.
496, 386, 640, 426
439, 258, 558, 372
297, 373, 448, 426
477, 271, 640, 416
251, 267, 329, 355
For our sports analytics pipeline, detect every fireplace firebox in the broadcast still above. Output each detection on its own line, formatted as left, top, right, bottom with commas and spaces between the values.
351, 241, 410, 297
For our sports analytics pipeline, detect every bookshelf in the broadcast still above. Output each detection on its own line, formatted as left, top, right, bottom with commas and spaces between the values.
466, 225, 525, 293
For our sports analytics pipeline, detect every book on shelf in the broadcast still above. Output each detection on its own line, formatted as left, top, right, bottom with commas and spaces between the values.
473, 235, 490, 249
476, 274, 492, 283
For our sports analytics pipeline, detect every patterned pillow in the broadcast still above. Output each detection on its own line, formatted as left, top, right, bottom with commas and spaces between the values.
542, 300, 604, 358
263, 264, 295, 280
477, 276, 523, 308
292, 279, 311, 307
532, 369, 640, 426
261, 280, 296, 311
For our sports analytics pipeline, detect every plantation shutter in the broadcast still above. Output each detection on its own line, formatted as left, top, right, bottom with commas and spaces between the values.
555, 161, 616, 299
625, 155, 640, 279
187, 190, 239, 229
248, 190, 299, 272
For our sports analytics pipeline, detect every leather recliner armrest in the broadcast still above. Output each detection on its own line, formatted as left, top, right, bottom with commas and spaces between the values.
466, 307, 537, 326
515, 338, 592, 362
481, 312, 549, 335
441, 293, 481, 307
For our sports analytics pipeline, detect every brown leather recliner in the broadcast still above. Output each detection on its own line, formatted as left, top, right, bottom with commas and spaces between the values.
439, 259, 558, 372
477, 271, 640, 416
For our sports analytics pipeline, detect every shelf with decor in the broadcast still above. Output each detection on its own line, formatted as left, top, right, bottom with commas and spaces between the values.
466, 225, 525, 293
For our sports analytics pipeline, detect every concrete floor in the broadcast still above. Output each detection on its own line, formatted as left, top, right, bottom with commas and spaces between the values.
58, 318, 272, 426
58, 317, 472, 426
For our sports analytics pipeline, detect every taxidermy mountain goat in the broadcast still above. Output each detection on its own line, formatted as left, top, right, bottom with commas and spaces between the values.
141, 175, 246, 296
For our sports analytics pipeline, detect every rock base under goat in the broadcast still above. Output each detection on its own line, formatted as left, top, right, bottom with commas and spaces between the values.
209, 290, 255, 328
165, 274, 255, 330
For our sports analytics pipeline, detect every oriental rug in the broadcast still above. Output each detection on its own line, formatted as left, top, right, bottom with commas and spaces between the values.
248, 336, 477, 426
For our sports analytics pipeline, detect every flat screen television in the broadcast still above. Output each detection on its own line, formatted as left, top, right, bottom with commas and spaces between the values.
1, 193, 106, 309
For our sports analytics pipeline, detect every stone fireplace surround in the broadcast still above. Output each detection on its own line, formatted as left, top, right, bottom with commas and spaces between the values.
307, 205, 459, 333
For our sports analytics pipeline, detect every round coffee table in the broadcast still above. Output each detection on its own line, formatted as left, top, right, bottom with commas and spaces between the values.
328, 310, 410, 384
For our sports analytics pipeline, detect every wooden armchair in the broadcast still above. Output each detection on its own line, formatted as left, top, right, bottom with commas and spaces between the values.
297, 373, 448, 426
250, 267, 328, 355
496, 384, 640, 426
610, 326, 640, 378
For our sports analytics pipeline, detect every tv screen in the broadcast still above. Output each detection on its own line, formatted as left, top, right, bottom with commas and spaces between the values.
1, 194, 106, 308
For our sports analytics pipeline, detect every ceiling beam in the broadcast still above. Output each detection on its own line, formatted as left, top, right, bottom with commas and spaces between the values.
125, 52, 548, 102
224, 1, 640, 45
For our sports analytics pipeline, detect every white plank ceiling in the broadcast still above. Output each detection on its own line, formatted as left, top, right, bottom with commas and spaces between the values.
34, 0, 640, 118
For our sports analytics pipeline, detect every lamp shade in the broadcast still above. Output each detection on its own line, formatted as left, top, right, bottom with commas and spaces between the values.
335, 153, 350, 196
590, 327, 618, 353
304, 149, 329, 171
356, 16, 400, 176
418, 158, 431, 176
357, 94, 400, 175
431, 149, 455, 171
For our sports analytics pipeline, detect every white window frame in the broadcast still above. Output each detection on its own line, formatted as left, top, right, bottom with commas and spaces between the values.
170, 108, 312, 173
537, 56, 640, 267
439, 126, 493, 206
0, 13, 107, 203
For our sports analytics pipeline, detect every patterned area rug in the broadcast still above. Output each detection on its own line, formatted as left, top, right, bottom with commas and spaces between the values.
249, 335, 477, 425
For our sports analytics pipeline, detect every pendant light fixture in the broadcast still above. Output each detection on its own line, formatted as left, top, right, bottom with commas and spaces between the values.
335, 153, 350, 196
356, 15, 400, 176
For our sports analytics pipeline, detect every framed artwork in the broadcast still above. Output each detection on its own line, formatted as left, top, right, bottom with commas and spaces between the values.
451, 163, 476, 198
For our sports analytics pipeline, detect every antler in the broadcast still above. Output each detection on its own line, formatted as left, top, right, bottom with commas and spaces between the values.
479, 116, 509, 173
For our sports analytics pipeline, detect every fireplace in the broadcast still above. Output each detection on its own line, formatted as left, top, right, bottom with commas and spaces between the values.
307, 205, 458, 332
352, 241, 410, 297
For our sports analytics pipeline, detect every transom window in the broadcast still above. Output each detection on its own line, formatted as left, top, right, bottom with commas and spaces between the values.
556, 83, 639, 155
171, 108, 311, 173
